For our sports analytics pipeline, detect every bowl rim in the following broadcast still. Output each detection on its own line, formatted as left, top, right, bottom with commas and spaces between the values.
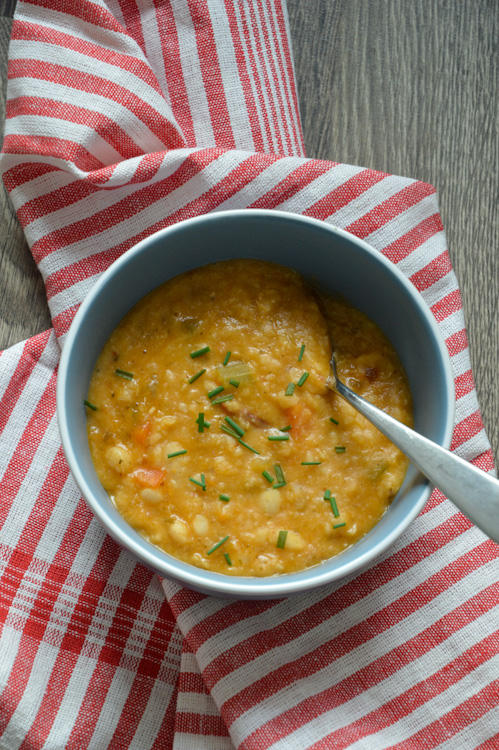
57, 209, 456, 598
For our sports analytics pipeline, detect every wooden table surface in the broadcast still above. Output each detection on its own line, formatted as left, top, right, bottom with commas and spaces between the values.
1, 1, 498, 459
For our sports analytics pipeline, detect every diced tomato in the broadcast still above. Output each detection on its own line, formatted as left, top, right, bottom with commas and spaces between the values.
132, 421, 151, 445
131, 468, 165, 487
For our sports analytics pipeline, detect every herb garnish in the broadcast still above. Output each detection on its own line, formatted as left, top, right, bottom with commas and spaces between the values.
189, 369, 206, 384
190, 346, 211, 359
84, 400, 97, 411
115, 369, 134, 380
207, 535, 229, 555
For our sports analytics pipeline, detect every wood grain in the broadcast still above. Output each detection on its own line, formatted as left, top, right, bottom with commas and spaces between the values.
0, 1, 497, 460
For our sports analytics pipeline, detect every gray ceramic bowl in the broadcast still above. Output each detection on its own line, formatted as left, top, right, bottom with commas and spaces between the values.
57, 209, 455, 599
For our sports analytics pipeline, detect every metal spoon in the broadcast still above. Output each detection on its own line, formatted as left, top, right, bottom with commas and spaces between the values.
327, 347, 499, 544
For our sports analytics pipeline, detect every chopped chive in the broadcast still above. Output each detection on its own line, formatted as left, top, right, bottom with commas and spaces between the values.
335, 446, 346, 454
189, 368, 206, 384
262, 470, 274, 484
330, 497, 339, 517
324, 489, 331, 501
333, 522, 346, 529
190, 346, 211, 359
196, 413, 210, 433
274, 464, 286, 485
207, 535, 229, 555
167, 450, 187, 458
84, 400, 97, 411
225, 416, 244, 437
208, 385, 224, 399
211, 394, 234, 405
115, 368, 134, 380
268, 434, 290, 441
276, 530, 288, 549
330, 417, 339, 425
301, 461, 321, 466
238, 439, 260, 455
224, 552, 232, 565
298, 344, 305, 361
219, 494, 230, 503
280, 425, 292, 432
220, 424, 240, 439
223, 351, 232, 366
285, 383, 296, 396
297, 372, 309, 387
273, 482, 287, 489
229, 379, 240, 388
189, 475, 206, 491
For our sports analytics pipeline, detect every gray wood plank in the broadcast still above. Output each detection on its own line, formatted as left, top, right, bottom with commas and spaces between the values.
287, 0, 499, 461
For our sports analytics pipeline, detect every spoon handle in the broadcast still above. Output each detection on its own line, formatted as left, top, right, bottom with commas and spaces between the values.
335, 380, 499, 544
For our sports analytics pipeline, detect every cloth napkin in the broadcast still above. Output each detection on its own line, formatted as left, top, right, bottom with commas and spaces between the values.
1, 1, 498, 748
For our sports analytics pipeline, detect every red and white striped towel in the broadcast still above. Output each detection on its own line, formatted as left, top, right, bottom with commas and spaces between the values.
0, 1, 497, 748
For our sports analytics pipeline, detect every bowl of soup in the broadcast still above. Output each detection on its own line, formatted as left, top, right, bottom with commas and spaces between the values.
57, 210, 455, 599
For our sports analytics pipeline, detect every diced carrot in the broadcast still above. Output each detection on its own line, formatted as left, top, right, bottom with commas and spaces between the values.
131, 468, 165, 487
286, 403, 314, 438
132, 421, 151, 445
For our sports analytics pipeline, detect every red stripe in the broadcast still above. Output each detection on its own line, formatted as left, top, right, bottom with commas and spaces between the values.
304, 169, 388, 221
178, 670, 210, 695
18, 0, 128, 36
272, 0, 305, 154
222, 1, 266, 152
11, 20, 165, 100
450, 410, 485, 451
476, 732, 499, 749
249, 159, 337, 209
15, 170, 99, 228
1, 161, 59, 191
2, 134, 105, 174
227, 540, 498, 739
383, 213, 444, 265
446, 328, 469, 358
7, 96, 144, 165
8, 59, 184, 150
454, 369, 475, 400
345, 180, 436, 240
431, 288, 463, 322
112, 0, 147, 57
152, 0, 196, 146
150, 667, 179, 750
189, 0, 237, 149
390, 678, 499, 750
410, 250, 452, 292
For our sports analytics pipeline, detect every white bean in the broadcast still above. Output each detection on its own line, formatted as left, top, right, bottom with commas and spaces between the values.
168, 518, 191, 544
193, 514, 209, 536
259, 489, 281, 516
141, 488, 163, 503
105, 445, 132, 474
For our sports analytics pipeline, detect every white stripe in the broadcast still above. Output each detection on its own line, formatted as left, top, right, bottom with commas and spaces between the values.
0, 334, 59, 480
8, 40, 174, 125
364, 193, 442, 255
437, 309, 466, 343
454, 429, 491, 466
2, 640, 59, 750
449, 347, 473, 380
436, 708, 499, 750
278, 162, 364, 213
170, 0, 216, 147
6, 76, 169, 154
213, 527, 490, 721
8, 170, 77, 210
454, 387, 480, 426
206, 0, 254, 150
418, 267, 457, 309
173, 732, 235, 750
0, 626, 22, 714
12, 115, 125, 166
248, 580, 499, 750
